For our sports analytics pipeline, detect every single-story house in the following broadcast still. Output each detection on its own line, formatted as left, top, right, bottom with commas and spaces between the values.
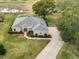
11, 15, 49, 36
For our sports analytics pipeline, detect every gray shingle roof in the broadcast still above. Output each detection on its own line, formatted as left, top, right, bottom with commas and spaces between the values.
12, 15, 28, 27
12, 15, 48, 32
33, 23, 48, 31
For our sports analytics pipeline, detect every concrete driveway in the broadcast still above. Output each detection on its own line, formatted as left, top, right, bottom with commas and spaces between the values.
35, 27, 64, 59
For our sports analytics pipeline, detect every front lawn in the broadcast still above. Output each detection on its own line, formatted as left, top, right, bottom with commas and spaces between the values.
0, 13, 49, 59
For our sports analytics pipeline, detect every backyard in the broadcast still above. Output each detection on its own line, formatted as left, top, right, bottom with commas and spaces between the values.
0, 13, 49, 59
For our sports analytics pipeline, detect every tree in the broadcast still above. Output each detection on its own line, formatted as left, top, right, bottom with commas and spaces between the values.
0, 44, 6, 55
74, 33, 79, 46
32, 0, 55, 19
57, 2, 79, 43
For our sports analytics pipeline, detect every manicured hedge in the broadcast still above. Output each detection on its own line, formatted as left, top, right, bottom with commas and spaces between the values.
27, 32, 51, 38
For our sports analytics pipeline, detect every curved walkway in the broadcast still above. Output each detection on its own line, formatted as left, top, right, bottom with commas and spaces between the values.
24, 33, 51, 40
35, 27, 64, 59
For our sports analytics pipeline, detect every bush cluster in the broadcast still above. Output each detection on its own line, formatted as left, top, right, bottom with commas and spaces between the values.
0, 44, 6, 55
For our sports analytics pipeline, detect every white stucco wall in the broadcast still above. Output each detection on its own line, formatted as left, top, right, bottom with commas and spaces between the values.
12, 27, 21, 32
33, 30, 48, 36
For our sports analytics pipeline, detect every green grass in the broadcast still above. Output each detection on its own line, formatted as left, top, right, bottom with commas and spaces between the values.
0, 0, 35, 4
0, 2, 26, 4
46, 15, 58, 26
61, 51, 73, 59
47, 15, 57, 26
0, 13, 49, 59
57, 43, 79, 59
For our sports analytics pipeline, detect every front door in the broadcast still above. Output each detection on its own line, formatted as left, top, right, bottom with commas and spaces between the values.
24, 28, 27, 32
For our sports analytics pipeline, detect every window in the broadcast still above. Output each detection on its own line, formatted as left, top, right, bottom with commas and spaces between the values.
29, 28, 32, 31
40, 32, 42, 34
24, 28, 27, 31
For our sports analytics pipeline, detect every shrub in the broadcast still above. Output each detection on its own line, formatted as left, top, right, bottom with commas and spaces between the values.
0, 44, 6, 55
47, 35, 52, 38
28, 31, 33, 36
44, 34, 52, 38
27, 31, 34, 37
38, 35, 44, 38
44, 33, 48, 37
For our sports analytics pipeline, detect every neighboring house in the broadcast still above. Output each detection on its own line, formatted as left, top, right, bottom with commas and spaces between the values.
11, 15, 49, 36
0, 8, 23, 13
